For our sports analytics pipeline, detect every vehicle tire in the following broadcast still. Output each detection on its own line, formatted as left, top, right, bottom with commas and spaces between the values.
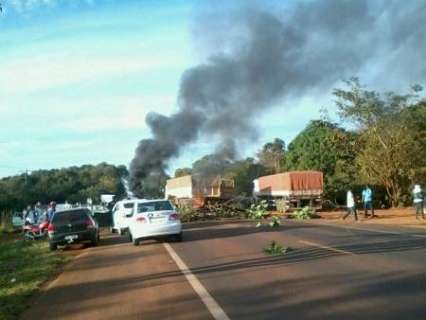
174, 233, 183, 242
128, 232, 133, 242
49, 242, 58, 251
91, 235, 99, 247
133, 238, 140, 246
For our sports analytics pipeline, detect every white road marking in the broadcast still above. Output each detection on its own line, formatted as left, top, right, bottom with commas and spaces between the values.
299, 240, 355, 255
163, 243, 231, 320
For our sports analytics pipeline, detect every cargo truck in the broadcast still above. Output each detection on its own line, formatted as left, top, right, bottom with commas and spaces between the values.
253, 171, 323, 212
165, 175, 235, 208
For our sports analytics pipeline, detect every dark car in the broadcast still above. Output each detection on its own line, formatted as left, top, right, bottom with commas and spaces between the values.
47, 208, 99, 251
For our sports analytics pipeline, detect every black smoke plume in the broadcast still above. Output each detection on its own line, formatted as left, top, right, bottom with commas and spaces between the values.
129, 1, 426, 197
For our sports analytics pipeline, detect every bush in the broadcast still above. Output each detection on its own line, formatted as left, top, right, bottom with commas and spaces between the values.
292, 206, 315, 220
246, 200, 269, 220
268, 216, 281, 228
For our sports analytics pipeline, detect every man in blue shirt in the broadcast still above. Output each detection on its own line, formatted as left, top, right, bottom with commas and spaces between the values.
362, 185, 374, 218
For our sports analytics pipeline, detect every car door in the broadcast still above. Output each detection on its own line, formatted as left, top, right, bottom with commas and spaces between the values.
112, 203, 120, 229
121, 202, 135, 229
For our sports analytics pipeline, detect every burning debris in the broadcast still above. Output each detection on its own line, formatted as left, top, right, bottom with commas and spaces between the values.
130, 1, 426, 197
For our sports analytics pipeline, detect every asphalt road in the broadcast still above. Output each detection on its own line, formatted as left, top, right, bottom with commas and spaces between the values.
21, 220, 426, 320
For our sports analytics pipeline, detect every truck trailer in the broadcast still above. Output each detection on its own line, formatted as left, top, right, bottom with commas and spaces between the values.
253, 171, 323, 212
165, 175, 235, 208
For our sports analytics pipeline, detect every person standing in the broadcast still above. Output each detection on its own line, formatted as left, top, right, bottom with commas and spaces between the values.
47, 201, 56, 221
362, 185, 374, 218
343, 190, 358, 221
412, 184, 424, 220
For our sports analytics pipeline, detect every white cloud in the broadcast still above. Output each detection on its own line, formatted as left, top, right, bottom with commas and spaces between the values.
0, 53, 185, 95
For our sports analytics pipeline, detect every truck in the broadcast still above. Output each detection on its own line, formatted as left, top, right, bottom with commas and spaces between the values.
165, 175, 235, 208
253, 171, 323, 212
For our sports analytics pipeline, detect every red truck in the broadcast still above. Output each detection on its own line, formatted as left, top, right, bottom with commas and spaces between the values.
253, 171, 323, 211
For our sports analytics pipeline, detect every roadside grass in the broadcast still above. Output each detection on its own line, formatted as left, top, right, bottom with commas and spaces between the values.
0, 211, 14, 236
0, 240, 70, 320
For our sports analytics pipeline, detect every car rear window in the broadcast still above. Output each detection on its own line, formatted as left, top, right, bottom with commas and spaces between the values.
53, 210, 89, 225
137, 201, 173, 213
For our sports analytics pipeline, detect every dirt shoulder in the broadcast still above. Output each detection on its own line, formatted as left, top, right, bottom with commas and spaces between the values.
312, 207, 426, 230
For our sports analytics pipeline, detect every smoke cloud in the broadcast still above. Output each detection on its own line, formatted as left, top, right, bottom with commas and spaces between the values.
129, 0, 426, 197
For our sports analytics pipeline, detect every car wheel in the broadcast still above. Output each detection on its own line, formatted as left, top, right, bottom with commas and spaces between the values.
91, 235, 99, 247
128, 232, 133, 242
49, 243, 58, 251
133, 238, 140, 246
174, 233, 183, 242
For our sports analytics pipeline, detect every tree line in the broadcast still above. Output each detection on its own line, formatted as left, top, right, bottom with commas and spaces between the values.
0, 163, 127, 212
1, 80, 424, 211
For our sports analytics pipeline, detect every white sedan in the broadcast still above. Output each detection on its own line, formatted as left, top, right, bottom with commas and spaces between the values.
127, 199, 182, 246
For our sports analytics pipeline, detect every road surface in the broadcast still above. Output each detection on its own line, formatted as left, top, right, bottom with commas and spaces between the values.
21, 220, 426, 320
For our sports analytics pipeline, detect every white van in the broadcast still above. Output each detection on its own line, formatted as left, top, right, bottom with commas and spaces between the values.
111, 200, 136, 235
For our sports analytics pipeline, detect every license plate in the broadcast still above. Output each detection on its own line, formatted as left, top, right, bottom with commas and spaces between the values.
150, 217, 166, 224
65, 235, 78, 242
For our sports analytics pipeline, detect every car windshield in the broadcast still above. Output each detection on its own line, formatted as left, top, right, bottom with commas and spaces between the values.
53, 210, 89, 225
137, 201, 173, 213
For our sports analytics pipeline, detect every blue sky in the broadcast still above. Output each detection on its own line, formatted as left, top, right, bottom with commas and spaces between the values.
0, 0, 328, 178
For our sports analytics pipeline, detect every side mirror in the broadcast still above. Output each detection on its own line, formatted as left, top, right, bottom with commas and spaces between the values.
125, 211, 133, 218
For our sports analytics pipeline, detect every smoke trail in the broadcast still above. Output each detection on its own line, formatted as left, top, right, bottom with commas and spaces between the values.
129, 1, 426, 197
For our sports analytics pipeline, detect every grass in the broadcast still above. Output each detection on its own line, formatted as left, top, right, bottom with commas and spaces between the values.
0, 240, 70, 320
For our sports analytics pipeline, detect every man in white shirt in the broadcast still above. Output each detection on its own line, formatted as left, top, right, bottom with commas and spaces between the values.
343, 190, 358, 221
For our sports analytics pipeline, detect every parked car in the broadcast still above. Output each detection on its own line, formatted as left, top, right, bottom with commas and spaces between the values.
12, 212, 24, 230
47, 208, 99, 251
111, 200, 136, 235
127, 199, 182, 246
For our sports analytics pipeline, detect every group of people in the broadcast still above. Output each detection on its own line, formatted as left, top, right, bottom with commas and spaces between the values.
343, 185, 375, 221
344, 184, 424, 221
23, 201, 57, 225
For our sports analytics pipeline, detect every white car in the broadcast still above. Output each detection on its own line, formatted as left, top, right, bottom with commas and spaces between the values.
127, 199, 182, 246
111, 200, 136, 235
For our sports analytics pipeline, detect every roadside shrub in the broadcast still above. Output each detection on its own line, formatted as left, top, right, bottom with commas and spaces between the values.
246, 200, 268, 220
0, 211, 14, 234
269, 216, 281, 228
292, 206, 315, 220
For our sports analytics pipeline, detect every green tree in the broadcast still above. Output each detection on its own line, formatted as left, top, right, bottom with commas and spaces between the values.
257, 138, 286, 174
0, 163, 128, 212
285, 120, 358, 203
174, 168, 192, 178
226, 158, 268, 196
333, 78, 425, 206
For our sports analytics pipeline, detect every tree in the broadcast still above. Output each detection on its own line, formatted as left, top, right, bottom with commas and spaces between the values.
285, 120, 358, 203
257, 138, 286, 174
333, 78, 425, 207
0, 163, 128, 211
174, 168, 192, 178
225, 158, 268, 196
